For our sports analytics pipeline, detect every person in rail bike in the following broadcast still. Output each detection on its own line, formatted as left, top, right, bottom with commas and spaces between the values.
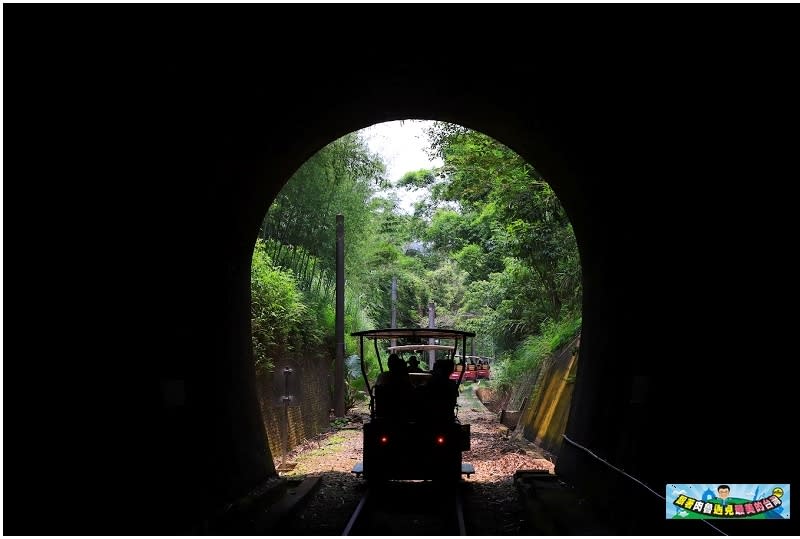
374, 353, 413, 419
375, 353, 412, 386
406, 355, 424, 374
422, 358, 458, 421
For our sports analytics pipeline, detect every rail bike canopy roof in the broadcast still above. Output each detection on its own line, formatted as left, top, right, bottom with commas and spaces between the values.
351, 328, 475, 339
388, 344, 459, 353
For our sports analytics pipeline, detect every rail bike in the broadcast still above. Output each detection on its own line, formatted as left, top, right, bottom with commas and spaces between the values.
350, 328, 476, 484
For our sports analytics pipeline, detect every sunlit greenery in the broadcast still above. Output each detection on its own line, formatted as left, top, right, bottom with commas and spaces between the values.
252, 122, 582, 406
490, 314, 582, 393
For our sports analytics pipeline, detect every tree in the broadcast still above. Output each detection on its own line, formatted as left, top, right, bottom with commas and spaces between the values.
424, 122, 581, 322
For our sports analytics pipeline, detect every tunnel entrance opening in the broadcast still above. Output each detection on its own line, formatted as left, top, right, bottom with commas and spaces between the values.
247, 120, 583, 533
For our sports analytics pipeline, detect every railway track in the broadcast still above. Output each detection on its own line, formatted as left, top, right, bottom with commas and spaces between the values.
342, 481, 466, 535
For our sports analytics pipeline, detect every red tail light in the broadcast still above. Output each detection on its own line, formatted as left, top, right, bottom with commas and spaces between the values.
436, 435, 446, 445
379, 435, 389, 445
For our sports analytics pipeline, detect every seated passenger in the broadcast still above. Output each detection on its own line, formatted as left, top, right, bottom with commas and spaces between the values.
406, 355, 424, 373
406, 355, 432, 389
374, 353, 413, 420
422, 359, 458, 421
376, 353, 412, 386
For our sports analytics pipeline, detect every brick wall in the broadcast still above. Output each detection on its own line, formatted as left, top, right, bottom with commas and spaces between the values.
256, 351, 332, 461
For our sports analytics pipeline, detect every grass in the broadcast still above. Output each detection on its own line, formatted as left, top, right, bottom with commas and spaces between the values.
325, 434, 346, 446
490, 313, 581, 393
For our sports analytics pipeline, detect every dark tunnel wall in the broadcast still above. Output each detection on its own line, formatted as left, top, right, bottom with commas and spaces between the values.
7, 19, 796, 536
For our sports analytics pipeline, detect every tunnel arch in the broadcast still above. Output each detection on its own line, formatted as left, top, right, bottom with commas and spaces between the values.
166, 68, 669, 535
226, 87, 610, 477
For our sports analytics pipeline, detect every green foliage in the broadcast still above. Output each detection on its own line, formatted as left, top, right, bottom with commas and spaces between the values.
417, 122, 582, 354
260, 133, 385, 292
396, 168, 436, 190
251, 240, 309, 373
490, 313, 582, 393
425, 260, 468, 319
329, 417, 350, 429
423, 210, 471, 253
453, 244, 487, 283
254, 121, 583, 413
255, 131, 391, 412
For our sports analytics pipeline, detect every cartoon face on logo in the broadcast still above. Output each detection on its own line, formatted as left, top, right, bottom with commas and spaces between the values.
717, 485, 730, 501
772, 487, 784, 498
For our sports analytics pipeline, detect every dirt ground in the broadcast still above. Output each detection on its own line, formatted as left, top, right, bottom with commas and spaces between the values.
272, 381, 554, 535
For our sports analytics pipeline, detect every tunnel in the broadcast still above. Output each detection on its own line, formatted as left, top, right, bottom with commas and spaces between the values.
7, 28, 794, 536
